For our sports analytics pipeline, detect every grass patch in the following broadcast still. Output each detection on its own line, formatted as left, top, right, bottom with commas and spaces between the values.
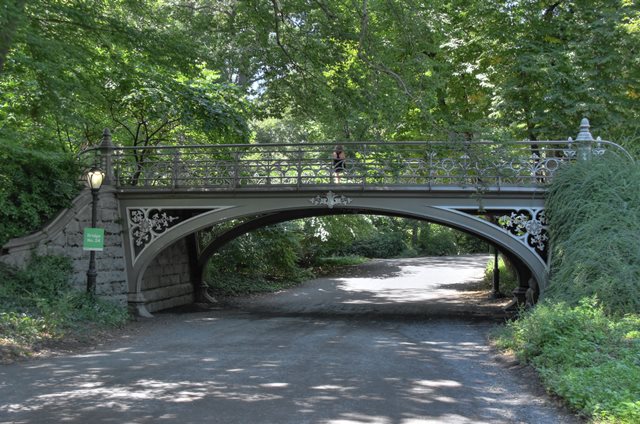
312, 255, 368, 276
314, 255, 368, 267
204, 265, 316, 297
0, 255, 129, 362
494, 299, 640, 423
205, 249, 368, 297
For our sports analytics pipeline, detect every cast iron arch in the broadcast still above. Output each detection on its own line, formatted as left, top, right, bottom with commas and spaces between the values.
193, 209, 536, 301
130, 200, 546, 316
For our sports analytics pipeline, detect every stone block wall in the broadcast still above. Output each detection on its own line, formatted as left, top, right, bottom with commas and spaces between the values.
140, 238, 195, 312
0, 187, 128, 306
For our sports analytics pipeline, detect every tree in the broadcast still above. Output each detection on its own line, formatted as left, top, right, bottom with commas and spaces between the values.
0, 0, 237, 151
472, 0, 640, 142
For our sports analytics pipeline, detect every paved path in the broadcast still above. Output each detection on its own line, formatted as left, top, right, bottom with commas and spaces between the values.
0, 255, 581, 424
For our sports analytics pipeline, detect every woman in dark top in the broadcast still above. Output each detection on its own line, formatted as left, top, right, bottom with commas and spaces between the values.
332, 144, 346, 183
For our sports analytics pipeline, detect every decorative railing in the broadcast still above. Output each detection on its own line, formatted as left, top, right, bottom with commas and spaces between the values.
80, 119, 633, 191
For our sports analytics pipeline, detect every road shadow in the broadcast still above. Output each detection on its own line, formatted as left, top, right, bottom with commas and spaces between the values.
0, 307, 581, 424
0, 256, 582, 424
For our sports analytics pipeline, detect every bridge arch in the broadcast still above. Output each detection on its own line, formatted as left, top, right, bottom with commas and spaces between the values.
194, 208, 538, 298
125, 193, 547, 316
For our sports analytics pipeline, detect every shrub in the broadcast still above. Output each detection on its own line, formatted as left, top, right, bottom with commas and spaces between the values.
0, 255, 128, 358
312, 255, 368, 276
483, 254, 518, 295
415, 224, 459, 256
205, 223, 313, 296
494, 298, 640, 423
346, 231, 407, 258
545, 156, 640, 314
494, 154, 640, 422
0, 139, 82, 246
313, 255, 368, 267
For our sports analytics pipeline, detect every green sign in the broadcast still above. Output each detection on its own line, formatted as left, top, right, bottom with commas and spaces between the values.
83, 228, 105, 251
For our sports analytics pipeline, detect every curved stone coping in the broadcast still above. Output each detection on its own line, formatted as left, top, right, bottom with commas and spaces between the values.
1, 186, 114, 254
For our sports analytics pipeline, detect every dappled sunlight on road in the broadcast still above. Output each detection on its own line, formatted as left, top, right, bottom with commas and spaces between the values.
336, 259, 487, 304
0, 256, 578, 424
0, 313, 576, 424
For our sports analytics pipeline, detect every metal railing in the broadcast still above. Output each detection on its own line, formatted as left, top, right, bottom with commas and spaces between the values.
79, 120, 633, 192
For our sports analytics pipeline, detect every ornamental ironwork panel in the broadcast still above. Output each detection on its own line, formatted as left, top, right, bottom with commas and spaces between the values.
498, 208, 549, 261
309, 191, 353, 209
79, 119, 632, 192
127, 207, 218, 262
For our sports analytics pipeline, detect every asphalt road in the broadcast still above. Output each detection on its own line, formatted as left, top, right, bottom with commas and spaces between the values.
0, 255, 581, 424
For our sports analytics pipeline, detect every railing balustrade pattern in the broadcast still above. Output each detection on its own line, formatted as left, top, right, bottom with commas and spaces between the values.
82, 137, 632, 191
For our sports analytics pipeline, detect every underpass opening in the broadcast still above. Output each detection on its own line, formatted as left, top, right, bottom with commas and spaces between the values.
129, 197, 547, 318
191, 210, 535, 318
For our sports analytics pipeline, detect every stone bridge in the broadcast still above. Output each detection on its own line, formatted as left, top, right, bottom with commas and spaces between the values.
1, 119, 632, 316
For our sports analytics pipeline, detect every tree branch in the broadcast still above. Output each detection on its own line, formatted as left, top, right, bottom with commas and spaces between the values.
109, 104, 136, 141
543, 1, 564, 20
355, 0, 412, 98
269, 0, 305, 75
312, 0, 336, 20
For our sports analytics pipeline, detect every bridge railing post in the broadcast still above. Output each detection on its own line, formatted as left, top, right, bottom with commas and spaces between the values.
361, 143, 369, 188
296, 149, 303, 188
99, 128, 114, 185
232, 151, 240, 188
576, 117, 594, 161
172, 150, 181, 189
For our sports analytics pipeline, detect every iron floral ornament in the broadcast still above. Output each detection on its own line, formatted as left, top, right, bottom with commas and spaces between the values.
129, 208, 180, 258
499, 209, 549, 257
310, 191, 353, 209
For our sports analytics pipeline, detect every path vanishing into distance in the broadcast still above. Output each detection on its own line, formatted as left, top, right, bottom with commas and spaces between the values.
0, 255, 582, 424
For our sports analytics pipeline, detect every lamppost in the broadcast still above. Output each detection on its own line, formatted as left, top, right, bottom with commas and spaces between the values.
85, 167, 105, 295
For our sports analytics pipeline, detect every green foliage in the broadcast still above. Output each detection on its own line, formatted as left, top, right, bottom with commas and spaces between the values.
0, 1, 249, 151
494, 299, 640, 423
313, 255, 368, 267
204, 215, 489, 297
346, 231, 407, 258
2, 0, 639, 151
3, 255, 73, 304
204, 223, 313, 297
299, 215, 377, 261
110, 70, 250, 149
414, 222, 488, 256
0, 255, 128, 357
311, 256, 369, 277
0, 139, 82, 246
252, 117, 327, 144
546, 156, 640, 314
415, 223, 458, 256
496, 154, 640, 422
0, 312, 46, 346
202, 274, 305, 298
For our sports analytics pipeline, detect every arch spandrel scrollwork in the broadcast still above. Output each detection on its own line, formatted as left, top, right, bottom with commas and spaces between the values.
443, 207, 549, 265
497, 208, 549, 261
127, 207, 223, 263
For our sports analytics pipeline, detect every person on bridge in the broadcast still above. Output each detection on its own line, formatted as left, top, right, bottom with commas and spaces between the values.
332, 144, 346, 183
